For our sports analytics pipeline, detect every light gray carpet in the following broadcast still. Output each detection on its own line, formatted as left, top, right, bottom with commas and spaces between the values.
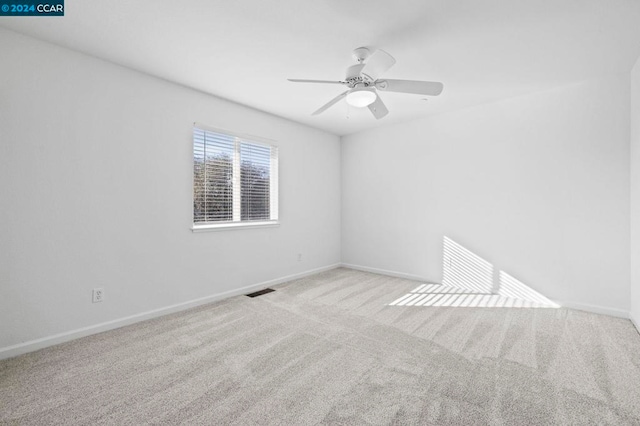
2, 268, 640, 425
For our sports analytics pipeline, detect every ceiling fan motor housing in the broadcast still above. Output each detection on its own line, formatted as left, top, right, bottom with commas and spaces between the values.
345, 64, 367, 86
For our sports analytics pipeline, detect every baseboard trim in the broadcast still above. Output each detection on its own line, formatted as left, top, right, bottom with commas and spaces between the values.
340, 263, 630, 319
0, 263, 340, 360
557, 300, 628, 319
340, 263, 432, 283
631, 314, 640, 335
257, 263, 341, 288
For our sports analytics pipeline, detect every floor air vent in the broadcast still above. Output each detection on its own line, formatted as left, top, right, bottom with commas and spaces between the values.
246, 288, 275, 298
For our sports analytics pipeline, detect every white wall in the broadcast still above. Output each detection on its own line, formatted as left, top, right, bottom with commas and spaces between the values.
342, 76, 631, 314
0, 29, 341, 353
631, 57, 640, 328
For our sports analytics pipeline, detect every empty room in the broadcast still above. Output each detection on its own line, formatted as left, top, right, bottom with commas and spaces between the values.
2, 0, 640, 424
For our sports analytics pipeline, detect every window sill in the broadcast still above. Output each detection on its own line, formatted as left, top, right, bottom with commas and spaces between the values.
191, 220, 280, 232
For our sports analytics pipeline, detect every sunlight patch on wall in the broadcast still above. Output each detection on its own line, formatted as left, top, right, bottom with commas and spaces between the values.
388, 236, 559, 308
498, 271, 558, 307
442, 236, 493, 294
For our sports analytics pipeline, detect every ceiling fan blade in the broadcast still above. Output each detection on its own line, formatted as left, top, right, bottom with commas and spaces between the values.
376, 79, 443, 96
361, 49, 396, 81
288, 79, 346, 85
368, 94, 389, 120
312, 90, 349, 115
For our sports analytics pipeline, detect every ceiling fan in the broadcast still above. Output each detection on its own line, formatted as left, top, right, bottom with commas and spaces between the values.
288, 47, 443, 119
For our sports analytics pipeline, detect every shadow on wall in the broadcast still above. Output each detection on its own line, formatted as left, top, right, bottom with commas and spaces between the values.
389, 236, 558, 308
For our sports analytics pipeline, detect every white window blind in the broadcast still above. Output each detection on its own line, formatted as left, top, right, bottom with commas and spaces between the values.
193, 126, 278, 228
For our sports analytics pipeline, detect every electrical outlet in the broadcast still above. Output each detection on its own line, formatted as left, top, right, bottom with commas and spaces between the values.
297, 253, 302, 262
92, 288, 104, 303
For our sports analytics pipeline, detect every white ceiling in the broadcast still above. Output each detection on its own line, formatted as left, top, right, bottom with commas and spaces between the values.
2, 0, 640, 136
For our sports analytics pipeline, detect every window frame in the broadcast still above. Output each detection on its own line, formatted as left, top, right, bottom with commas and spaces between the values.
191, 123, 279, 232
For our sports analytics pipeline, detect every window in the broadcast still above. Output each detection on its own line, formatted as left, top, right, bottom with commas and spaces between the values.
193, 125, 278, 230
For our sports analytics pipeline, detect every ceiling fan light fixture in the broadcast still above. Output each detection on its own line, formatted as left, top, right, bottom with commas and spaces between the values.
346, 87, 376, 108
